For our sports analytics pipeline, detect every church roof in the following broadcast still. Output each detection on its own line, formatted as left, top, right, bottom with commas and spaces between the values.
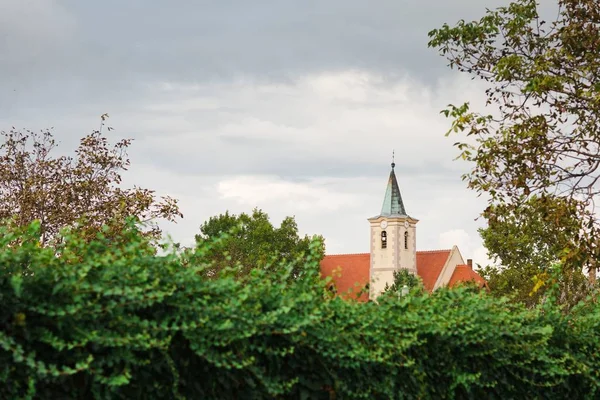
320, 253, 370, 301
380, 163, 407, 217
320, 249, 468, 300
416, 250, 452, 292
449, 265, 487, 288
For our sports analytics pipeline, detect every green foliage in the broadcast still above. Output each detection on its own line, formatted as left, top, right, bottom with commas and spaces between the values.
478, 262, 589, 311
4, 223, 600, 398
383, 268, 424, 296
478, 195, 591, 308
194, 208, 325, 279
428, 0, 600, 280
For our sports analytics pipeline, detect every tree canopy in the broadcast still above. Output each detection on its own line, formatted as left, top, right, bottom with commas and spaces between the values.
478, 196, 590, 307
383, 268, 424, 296
428, 0, 600, 302
194, 208, 325, 279
0, 122, 182, 245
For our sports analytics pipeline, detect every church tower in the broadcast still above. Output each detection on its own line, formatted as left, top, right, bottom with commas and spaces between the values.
368, 161, 418, 299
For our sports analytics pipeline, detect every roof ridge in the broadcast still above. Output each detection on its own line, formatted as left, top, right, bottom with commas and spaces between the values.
326, 250, 453, 256
417, 249, 452, 254
324, 253, 370, 257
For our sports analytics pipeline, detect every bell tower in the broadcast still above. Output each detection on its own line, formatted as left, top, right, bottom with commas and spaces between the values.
368, 159, 418, 299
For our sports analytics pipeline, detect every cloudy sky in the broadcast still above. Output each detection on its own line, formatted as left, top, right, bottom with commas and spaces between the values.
0, 0, 521, 266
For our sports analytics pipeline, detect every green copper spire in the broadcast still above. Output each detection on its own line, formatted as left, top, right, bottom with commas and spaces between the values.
380, 161, 407, 216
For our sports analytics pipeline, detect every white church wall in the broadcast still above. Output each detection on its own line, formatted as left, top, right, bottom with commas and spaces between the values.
369, 217, 418, 299
370, 270, 395, 298
433, 246, 465, 289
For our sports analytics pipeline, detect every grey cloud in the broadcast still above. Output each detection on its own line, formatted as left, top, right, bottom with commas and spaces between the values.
1, 0, 550, 119
1, 0, 535, 265
135, 126, 465, 180
3, 0, 511, 90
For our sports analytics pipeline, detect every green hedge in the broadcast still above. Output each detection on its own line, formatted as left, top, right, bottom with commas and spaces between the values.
2, 222, 600, 399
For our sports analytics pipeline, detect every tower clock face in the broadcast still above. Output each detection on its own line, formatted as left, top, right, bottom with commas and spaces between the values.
380, 220, 388, 229
404, 221, 409, 228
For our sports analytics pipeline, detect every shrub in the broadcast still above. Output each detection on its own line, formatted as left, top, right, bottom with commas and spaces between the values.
1, 222, 600, 399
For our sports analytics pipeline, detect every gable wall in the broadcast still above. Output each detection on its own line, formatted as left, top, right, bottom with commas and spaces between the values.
433, 246, 465, 290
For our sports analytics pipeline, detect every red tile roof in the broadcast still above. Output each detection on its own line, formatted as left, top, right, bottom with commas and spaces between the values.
319, 249, 459, 300
448, 265, 487, 288
416, 250, 451, 292
320, 253, 370, 301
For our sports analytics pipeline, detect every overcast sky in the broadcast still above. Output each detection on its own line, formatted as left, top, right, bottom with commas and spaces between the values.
0, 0, 523, 266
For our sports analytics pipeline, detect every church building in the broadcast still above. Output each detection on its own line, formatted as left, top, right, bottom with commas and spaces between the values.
320, 162, 486, 301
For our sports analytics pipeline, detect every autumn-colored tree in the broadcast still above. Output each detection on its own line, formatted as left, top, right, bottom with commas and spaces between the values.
428, 0, 600, 292
194, 208, 325, 279
0, 118, 182, 245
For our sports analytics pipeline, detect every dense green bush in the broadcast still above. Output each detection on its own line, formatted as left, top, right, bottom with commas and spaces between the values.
2, 222, 600, 399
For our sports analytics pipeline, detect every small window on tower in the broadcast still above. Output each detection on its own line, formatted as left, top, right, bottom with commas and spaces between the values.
404, 231, 408, 250
381, 231, 387, 249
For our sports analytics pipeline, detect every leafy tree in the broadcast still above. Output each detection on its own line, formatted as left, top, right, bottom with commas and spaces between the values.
428, 0, 600, 292
383, 268, 424, 296
0, 120, 182, 245
194, 208, 325, 279
478, 262, 589, 310
478, 195, 590, 307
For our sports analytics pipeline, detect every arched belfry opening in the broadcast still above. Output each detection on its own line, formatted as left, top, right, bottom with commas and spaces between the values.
368, 158, 420, 299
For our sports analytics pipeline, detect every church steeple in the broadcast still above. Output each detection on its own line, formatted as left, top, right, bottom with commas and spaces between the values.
380, 162, 407, 217
368, 158, 419, 299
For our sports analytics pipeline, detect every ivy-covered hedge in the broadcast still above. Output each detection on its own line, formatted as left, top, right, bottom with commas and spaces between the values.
2, 223, 600, 399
